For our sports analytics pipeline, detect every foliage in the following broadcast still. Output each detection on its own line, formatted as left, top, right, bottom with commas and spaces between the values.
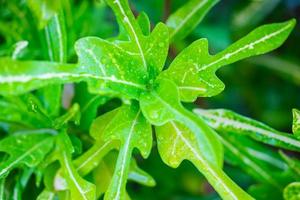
0, 0, 299, 199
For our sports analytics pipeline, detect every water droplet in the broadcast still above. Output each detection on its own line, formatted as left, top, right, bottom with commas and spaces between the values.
151, 111, 159, 119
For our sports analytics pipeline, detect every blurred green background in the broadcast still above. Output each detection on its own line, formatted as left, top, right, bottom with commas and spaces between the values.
0, 0, 300, 199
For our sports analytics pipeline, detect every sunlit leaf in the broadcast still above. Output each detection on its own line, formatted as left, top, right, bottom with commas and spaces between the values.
93, 103, 152, 200
140, 78, 222, 167
105, 0, 169, 79
163, 19, 296, 101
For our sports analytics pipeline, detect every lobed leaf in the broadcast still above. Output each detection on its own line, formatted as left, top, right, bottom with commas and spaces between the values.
105, 0, 169, 79
163, 19, 296, 101
155, 121, 253, 200
195, 108, 300, 152
90, 103, 152, 200
0, 132, 54, 178
140, 78, 223, 167
166, 0, 219, 42
56, 131, 96, 200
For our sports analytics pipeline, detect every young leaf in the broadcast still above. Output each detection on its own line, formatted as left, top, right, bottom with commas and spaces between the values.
93, 103, 152, 200
105, 0, 169, 78
292, 109, 300, 138
56, 131, 96, 200
0, 132, 54, 178
195, 108, 300, 152
284, 182, 300, 200
140, 78, 223, 167
163, 19, 296, 101
166, 0, 219, 42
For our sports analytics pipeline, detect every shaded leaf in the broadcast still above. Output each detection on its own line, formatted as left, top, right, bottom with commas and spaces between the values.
93, 151, 155, 199
293, 109, 300, 138
166, 0, 219, 42
195, 108, 300, 152
279, 151, 300, 179
27, 0, 61, 29
0, 132, 54, 178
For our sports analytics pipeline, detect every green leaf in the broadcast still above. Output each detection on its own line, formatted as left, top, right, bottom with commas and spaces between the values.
0, 132, 54, 178
166, 0, 219, 42
128, 157, 156, 187
74, 37, 148, 99
0, 178, 5, 200
56, 131, 96, 200
93, 103, 152, 200
73, 83, 109, 131
155, 121, 253, 200
38, 9, 67, 117
292, 109, 300, 138
137, 12, 151, 36
195, 108, 300, 152
105, 0, 169, 78
0, 96, 50, 129
74, 140, 116, 177
92, 151, 155, 199
0, 58, 77, 96
37, 190, 56, 200
44, 11, 67, 63
279, 151, 300, 178
284, 182, 300, 200
219, 134, 284, 189
140, 78, 222, 167
52, 103, 80, 129
163, 19, 296, 101
27, 0, 61, 29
